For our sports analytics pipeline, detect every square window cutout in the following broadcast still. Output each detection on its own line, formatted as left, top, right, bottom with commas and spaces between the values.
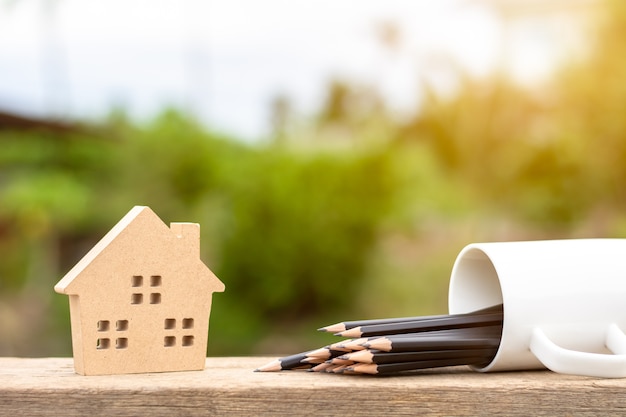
97, 320, 110, 332
150, 293, 161, 304
132, 275, 143, 287
182, 336, 194, 347
131, 293, 143, 304
164, 336, 176, 347
116, 320, 129, 331
97, 338, 110, 350
164, 318, 176, 329
182, 318, 194, 329
116, 338, 128, 349
150, 275, 162, 287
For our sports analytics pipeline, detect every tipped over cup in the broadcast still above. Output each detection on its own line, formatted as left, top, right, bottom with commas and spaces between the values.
449, 239, 626, 378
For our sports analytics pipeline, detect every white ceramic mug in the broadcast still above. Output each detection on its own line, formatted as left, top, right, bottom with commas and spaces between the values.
448, 239, 626, 378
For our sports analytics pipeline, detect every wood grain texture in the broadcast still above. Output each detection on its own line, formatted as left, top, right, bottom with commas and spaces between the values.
1, 357, 625, 416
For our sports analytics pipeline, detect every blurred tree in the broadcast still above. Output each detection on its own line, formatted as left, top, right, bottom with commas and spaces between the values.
550, 0, 626, 209
5, 0, 626, 358
218, 148, 397, 319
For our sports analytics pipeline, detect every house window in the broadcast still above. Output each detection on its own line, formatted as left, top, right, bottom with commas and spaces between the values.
116, 338, 128, 349
150, 275, 162, 287
132, 275, 143, 287
182, 336, 194, 347
163, 317, 195, 349
97, 338, 110, 350
131, 275, 162, 305
131, 293, 143, 304
96, 319, 129, 351
97, 320, 110, 332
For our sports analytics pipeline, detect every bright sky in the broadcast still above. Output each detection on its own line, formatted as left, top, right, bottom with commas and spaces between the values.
0, 0, 582, 140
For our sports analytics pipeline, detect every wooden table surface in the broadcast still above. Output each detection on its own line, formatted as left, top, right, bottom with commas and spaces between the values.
1, 357, 625, 416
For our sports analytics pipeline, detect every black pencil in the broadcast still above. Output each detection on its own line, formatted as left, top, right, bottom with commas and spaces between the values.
353, 324, 502, 341
363, 335, 501, 353
329, 338, 369, 351
255, 350, 316, 372
328, 357, 355, 366
309, 362, 334, 372
346, 356, 487, 375
337, 310, 503, 338
341, 347, 497, 364
305, 346, 347, 360
300, 356, 326, 365
318, 304, 503, 333
258, 304, 504, 374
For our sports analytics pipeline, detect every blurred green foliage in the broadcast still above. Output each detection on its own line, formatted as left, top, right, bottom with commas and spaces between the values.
2, 0, 626, 357
0, 110, 402, 355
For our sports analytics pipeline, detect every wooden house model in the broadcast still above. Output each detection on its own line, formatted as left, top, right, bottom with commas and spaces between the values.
54, 206, 225, 375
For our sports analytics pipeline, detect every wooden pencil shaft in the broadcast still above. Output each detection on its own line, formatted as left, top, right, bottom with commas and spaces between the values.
254, 359, 282, 372
278, 350, 316, 370
340, 350, 374, 363
359, 348, 497, 364
319, 363, 344, 373
306, 347, 345, 360
409, 324, 500, 338
329, 358, 353, 365
337, 338, 368, 351
340, 312, 503, 337
363, 356, 488, 375
360, 325, 503, 341
321, 304, 502, 332
332, 365, 350, 373
329, 340, 355, 352
385, 334, 501, 345
310, 362, 333, 372
291, 365, 315, 371
282, 344, 352, 368
301, 357, 326, 364
368, 336, 501, 352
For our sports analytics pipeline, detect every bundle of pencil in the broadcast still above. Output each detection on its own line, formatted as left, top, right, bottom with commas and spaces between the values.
255, 304, 503, 375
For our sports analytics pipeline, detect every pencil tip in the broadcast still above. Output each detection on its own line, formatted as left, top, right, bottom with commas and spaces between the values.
337, 327, 361, 338
306, 347, 331, 359
320, 323, 346, 333
255, 359, 281, 372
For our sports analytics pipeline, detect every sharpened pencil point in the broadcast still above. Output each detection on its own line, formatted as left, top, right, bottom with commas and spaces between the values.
311, 362, 333, 372
319, 323, 347, 333
306, 347, 332, 359
254, 359, 282, 372
337, 327, 362, 338
301, 356, 324, 364
341, 338, 368, 351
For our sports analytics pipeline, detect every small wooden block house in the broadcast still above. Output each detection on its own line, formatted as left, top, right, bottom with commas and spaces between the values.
54, 206, 225, 375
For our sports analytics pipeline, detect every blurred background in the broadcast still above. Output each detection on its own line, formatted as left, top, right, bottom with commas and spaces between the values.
2, 0, 625, 357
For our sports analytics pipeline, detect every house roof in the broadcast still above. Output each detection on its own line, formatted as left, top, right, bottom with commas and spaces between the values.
54, 206, 224, 295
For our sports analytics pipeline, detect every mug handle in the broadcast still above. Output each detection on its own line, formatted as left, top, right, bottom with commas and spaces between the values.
530, 324, 626, 378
